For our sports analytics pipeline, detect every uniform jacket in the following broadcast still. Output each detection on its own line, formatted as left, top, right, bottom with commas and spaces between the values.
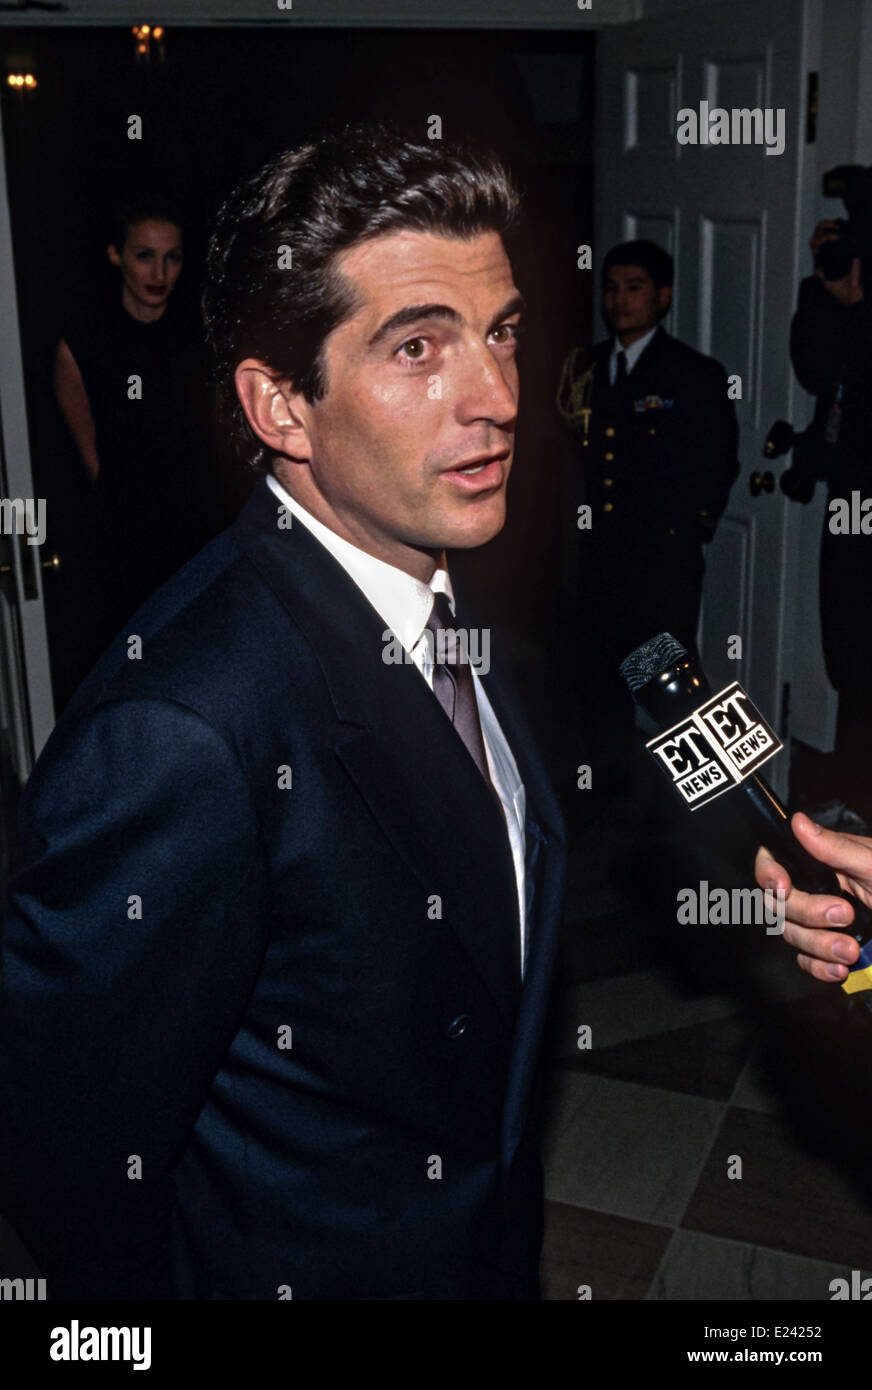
583, 326, 738, 546
570, 325, 739, 659
0, 477, 567, 1301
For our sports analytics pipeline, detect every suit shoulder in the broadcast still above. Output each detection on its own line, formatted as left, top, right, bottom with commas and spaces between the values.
657, 333, 729, 382
60, 530, 308, 737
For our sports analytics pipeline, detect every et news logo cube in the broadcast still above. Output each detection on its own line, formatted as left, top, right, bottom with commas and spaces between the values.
646, 682, 781, 810
695, 683, 779, 777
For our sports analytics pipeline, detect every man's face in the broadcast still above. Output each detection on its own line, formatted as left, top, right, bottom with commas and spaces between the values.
273, 229, 522, 579
601, 263, 670, 346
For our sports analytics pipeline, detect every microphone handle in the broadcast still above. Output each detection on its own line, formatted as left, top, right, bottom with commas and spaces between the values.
624, 647, 872, 1008
738, 772, 872, 943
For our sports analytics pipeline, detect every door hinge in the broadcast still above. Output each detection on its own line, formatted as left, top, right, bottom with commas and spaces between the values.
806, 72, 819, 144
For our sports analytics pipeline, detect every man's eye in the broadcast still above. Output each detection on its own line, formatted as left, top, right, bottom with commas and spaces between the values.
398, 338, 427, 360
491, 323, 523, 347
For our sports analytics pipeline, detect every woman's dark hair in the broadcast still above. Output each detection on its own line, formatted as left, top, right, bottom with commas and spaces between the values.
110, 193, 185, 251
202, 123, 522, 475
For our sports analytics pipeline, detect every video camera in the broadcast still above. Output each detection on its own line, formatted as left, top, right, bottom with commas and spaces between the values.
815, 164, 872, 281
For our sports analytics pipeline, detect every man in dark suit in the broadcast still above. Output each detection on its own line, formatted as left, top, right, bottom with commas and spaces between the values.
0, 128, 566, 1300
559, 240, 739, 778
562, 239, 739, 670
787, 219, 872, 826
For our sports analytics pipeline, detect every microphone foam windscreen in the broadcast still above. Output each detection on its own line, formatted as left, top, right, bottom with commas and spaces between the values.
618, 632, 687, 693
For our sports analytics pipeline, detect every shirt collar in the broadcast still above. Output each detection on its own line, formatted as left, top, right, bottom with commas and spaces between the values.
611, 323, 659, 375
265, 473, 453, 654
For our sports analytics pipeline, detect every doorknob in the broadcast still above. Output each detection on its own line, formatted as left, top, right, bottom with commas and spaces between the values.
750, 470, 775, 497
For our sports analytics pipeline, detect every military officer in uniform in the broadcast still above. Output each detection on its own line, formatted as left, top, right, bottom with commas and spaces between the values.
558, 239, 739, 775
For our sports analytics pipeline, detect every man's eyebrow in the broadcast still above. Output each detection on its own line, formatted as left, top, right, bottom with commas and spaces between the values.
368, 304, 461, 349
367, 293, 527, 350
487, 293, 526, 333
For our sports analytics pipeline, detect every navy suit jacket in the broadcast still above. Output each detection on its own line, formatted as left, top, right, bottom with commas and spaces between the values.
0, 477, 566, 1300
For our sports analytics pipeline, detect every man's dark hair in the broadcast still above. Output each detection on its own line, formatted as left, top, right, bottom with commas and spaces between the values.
202, 123, 522, 474
602, 239, 674, 290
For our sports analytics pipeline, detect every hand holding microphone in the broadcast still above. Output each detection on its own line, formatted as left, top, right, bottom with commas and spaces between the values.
755, 815, 872, 986
619, 632, 872, 1009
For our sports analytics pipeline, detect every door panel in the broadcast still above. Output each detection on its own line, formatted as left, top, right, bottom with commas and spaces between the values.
597, 0, 832, 796
0, 99, 54, 897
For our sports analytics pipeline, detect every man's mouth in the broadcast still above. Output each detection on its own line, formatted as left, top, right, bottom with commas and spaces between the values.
439, 452, 510, 490
450, 451, 509, 471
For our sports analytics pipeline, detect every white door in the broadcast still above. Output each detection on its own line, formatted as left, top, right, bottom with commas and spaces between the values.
597, 0, 834, 796
0, 99, 55, 887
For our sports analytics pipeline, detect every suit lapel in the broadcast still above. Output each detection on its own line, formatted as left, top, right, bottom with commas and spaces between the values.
450, 594, 568, 1162
235, 481, 524, 1029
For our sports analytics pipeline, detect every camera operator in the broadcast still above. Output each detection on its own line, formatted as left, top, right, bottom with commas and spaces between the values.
789, 185, 872, 826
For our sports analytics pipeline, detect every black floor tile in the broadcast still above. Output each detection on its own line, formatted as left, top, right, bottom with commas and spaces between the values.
539, 1200, 672, 1300
682, 1106, 872, 1267
562, 1012, 756, 1101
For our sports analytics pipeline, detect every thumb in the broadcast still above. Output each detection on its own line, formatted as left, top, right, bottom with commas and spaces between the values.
791, 811, 872, 882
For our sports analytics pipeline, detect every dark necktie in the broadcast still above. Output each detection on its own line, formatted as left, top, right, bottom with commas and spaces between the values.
426, 592, 495, 791
614, 348, 628, 388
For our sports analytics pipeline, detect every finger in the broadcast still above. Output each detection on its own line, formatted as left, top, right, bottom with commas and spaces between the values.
781, 917, 860, 973
793, 949, 854, 984
789, 811, 872, 885
756, 828, 857, 928
754, 841, 861, 982
778, 882, 853, 929
754, 841, 791, 895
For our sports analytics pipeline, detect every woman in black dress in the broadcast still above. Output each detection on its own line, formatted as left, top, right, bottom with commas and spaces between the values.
53, 194, 215, 645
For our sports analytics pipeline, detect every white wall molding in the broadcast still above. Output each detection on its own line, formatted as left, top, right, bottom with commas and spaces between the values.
0, 0, 639, 31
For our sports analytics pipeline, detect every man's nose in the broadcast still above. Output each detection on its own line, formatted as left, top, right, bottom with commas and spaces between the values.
456, 345, 517, 426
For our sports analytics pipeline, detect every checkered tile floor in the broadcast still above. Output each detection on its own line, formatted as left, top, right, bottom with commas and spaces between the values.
538, 784, 872, 1300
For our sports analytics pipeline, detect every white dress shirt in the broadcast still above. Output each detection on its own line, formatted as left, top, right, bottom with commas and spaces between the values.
265, 472, 528, 977
608, 324, 659, 384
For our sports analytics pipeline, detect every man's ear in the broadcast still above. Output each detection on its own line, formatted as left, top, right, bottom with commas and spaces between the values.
234, 359, 313, 461
658, 285, 673, 317
107, 244, 122, 267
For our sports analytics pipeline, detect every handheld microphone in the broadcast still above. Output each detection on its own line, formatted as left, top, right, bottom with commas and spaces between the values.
619, 632, 872, 1009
